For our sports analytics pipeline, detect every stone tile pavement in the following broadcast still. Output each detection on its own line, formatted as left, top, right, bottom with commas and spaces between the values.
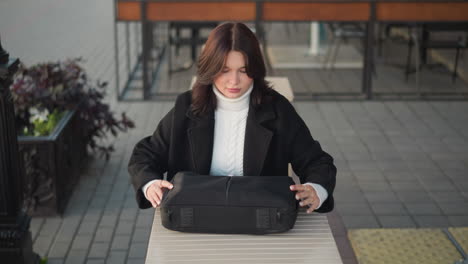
27, 99, 468, 264
299, 101, 468, 228
1, 0, 468, 263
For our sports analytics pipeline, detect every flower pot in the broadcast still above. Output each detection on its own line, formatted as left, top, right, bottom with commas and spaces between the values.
18, 109, 87, 216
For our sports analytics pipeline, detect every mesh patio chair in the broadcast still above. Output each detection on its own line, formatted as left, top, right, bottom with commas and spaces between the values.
322, 22, 366, 71
167, 22, 218, 74
405, 23, 468, 86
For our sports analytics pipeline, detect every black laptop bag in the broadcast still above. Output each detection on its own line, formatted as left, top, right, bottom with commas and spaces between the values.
159, 171, 299, 234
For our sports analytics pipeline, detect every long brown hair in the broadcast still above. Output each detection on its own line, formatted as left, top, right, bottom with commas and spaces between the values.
191, 22, 272, 116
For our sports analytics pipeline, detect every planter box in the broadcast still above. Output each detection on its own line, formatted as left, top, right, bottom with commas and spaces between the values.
18, 109, 87, 216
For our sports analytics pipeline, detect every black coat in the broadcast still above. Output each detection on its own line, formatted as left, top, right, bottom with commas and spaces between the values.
128, 89, 336, 212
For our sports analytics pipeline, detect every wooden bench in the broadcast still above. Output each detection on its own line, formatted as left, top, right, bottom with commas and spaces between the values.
145, 208, 343, 264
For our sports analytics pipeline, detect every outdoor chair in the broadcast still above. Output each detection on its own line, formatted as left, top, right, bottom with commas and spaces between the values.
322, 22, 366, 71
167, 22, 218, 74
405, 23, 468, 86
376, 22, 414, 58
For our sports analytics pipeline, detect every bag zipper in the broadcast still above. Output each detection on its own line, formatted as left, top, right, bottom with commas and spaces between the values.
225, 177, 232, 206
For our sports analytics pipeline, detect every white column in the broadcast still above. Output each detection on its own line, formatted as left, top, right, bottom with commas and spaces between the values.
308, 22, 319, 55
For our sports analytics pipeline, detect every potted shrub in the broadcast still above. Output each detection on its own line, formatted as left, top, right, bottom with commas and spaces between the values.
10, 58, 135, 215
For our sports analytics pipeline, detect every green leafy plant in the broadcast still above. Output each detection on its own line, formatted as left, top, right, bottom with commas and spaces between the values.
10, 58, 135, 159
23, 108, 65, 136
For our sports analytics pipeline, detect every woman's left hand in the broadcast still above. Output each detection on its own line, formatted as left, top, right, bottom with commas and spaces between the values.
290, 184, 319, 214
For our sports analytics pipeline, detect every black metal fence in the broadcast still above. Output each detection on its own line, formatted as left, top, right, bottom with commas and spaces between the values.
113, 0, 468, 101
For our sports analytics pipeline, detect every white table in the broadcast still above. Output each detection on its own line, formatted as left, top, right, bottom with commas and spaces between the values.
190, 76, 294, 102
145, 209, 343, 264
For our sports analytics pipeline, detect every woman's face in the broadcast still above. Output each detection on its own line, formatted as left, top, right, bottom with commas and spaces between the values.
213, 51, 253, 99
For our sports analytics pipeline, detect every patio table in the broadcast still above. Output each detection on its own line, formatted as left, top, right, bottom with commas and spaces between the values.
145, 208, 343, 264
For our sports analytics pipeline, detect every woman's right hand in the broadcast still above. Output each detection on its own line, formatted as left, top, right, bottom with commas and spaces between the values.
145, 180, 173, 208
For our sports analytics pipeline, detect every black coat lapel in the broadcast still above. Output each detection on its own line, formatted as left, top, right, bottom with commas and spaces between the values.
186, 100, 276, 176
243, 104, 276, 176
187, 110, 214, 175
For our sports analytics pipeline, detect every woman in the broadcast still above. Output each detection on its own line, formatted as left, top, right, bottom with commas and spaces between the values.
128, 22, 336, 214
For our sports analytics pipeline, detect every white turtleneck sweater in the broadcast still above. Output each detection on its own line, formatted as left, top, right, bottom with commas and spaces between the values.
143, 85, 328, 209
209, 84, 252, 176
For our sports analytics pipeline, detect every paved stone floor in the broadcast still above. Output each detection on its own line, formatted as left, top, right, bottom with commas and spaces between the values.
23, 99, 468, 264
1, 0, 468, 263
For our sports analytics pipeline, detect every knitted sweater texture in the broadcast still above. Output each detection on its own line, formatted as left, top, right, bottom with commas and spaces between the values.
209, 84, 253, 176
